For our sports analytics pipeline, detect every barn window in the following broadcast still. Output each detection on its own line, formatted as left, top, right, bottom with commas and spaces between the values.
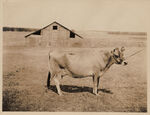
53, 26, 57, 30
70, 31, 75, 38
33, 30, 41, 35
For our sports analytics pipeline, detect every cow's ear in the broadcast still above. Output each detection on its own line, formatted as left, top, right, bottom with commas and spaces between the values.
121, 47, 125, 52
114, 48, 119, 52
113, 48, 119, 55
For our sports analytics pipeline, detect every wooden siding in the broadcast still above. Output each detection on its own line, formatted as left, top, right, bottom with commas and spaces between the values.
41, 23, 82, 47
26, 22, 83, 48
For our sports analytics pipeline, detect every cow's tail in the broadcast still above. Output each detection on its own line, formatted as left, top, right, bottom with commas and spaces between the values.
47, 51, 51, 88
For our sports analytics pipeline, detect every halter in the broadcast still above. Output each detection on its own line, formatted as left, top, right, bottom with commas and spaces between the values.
101, 50, 121, 75
111, 51, 121, 64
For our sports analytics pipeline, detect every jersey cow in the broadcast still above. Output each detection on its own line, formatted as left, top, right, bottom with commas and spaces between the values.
47, 47, 127, 96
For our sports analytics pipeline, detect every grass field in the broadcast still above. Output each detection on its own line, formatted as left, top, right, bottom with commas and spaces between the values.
2, 31, 147, 112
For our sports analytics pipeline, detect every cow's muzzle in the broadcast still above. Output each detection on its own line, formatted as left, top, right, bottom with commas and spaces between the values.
116, 59, 128, 66
123, 61, 128, 65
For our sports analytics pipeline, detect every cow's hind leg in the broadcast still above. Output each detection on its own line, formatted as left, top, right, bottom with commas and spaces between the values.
54, 74, 62, 96
97, 77, 100, 89
47, 71, 51, 88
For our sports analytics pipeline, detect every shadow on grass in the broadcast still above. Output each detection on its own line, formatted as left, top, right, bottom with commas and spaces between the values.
48, 85, 113, 94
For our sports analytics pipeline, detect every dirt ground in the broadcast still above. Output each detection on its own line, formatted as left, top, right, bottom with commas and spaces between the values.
2, 32, 147, 112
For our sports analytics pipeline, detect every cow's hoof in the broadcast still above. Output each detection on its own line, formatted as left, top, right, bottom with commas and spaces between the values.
95, 93, 100, 96
124, 62, 128, 65
58, 93, 63, 96
93, 92, 100, 96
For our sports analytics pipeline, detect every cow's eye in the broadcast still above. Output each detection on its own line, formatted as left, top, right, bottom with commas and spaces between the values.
114, 55, 119, 58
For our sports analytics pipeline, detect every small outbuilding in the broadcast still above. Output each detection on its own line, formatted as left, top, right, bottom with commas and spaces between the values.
25, 21, 84, 48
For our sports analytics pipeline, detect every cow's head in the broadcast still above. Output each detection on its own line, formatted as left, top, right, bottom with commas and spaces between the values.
111, 47, 128, 65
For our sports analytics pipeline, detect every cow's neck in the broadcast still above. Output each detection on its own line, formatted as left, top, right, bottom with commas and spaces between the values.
100, 56, 114, 76
105, 56, 114, 69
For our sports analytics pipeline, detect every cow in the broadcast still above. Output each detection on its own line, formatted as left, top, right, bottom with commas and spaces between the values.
47, 47, 127, 96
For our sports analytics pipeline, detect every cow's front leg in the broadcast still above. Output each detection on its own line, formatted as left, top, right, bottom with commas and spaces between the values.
54, 74, 62, 96
97, 77, 100, 89
92, 75, 98, 95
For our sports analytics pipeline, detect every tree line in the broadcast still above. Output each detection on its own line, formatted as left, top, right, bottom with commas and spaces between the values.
3, 27, 38, 32
107, 31, 146, 36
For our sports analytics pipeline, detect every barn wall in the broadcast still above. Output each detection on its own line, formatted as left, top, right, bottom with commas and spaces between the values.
41, 23, 83, 48
26, 22, 84, 48
25, 35, 42, 47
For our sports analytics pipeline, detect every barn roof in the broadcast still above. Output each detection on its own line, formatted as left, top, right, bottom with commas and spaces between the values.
25, 21, 83, 39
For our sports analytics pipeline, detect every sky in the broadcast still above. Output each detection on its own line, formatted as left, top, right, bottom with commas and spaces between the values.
3, 0, 150, 32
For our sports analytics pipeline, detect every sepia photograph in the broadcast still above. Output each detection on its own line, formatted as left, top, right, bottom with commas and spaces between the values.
2, 0, 149, 112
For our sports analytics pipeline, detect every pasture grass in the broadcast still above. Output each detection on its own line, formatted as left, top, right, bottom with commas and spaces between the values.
2, 31, 147, 112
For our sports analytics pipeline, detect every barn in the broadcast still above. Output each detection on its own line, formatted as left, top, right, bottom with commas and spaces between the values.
25, 21, 84, 48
